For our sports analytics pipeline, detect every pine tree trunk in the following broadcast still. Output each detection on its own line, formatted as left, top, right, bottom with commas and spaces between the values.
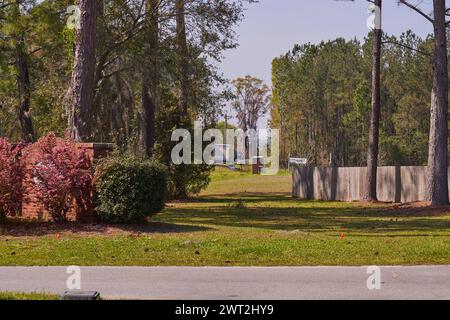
67, 0, 97, 142
140, 0, 159, 158
176, 0, 189, 117
15, 38, 35, 142
427, 0, 449, 205
365, 0, 382, 202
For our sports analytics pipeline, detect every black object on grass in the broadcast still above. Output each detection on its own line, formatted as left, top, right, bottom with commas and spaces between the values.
61, 291, 101, 300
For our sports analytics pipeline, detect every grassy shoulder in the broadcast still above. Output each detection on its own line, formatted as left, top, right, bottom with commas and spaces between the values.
0, 292, 59, 300
1, 167, 450, 266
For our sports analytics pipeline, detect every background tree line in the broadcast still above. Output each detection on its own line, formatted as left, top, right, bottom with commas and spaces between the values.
270, 31, 445, 168
0, 0, 253, 198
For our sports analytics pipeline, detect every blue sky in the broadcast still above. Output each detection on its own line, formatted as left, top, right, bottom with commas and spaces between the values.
222, 0, 433, 85
220, 0, 434, 126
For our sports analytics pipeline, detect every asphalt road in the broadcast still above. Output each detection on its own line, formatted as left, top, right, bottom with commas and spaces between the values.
1, 266, 450, 300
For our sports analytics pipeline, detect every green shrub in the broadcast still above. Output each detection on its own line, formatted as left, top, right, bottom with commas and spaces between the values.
95, 155, 168, 223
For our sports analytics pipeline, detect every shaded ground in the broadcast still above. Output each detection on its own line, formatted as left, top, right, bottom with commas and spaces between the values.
0, 221, 211, 238
161, 195, 450, 234
387, 201, 450, 216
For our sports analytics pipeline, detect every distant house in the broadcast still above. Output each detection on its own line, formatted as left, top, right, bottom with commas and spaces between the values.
213, 144, 233, 165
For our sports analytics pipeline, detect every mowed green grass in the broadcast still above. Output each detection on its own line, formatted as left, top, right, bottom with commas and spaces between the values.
0, 292, 59, 300
1, 167, 450, 266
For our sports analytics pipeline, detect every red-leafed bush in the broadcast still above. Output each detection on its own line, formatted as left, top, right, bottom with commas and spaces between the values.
0, 139, 26, 223
29, 134, 94, 222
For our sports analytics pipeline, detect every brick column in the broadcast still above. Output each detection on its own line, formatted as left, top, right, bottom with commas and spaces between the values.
21, 142, 114, 222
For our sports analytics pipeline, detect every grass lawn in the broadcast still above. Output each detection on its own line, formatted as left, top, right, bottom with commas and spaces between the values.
1, 167, 450, 266
0, 292, 59, 300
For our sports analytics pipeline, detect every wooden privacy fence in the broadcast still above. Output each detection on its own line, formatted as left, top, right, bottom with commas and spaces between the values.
292, 166, 450, 203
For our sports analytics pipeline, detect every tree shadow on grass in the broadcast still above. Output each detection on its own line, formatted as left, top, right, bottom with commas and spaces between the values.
195, 193, 293, 203
164, 194, 450, 235
0, 221, 213, 238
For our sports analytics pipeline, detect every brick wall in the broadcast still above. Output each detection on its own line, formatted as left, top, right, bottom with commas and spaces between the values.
20, 142, 114, 222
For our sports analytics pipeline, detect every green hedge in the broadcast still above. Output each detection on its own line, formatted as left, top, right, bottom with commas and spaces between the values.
95, 155, 168, 223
